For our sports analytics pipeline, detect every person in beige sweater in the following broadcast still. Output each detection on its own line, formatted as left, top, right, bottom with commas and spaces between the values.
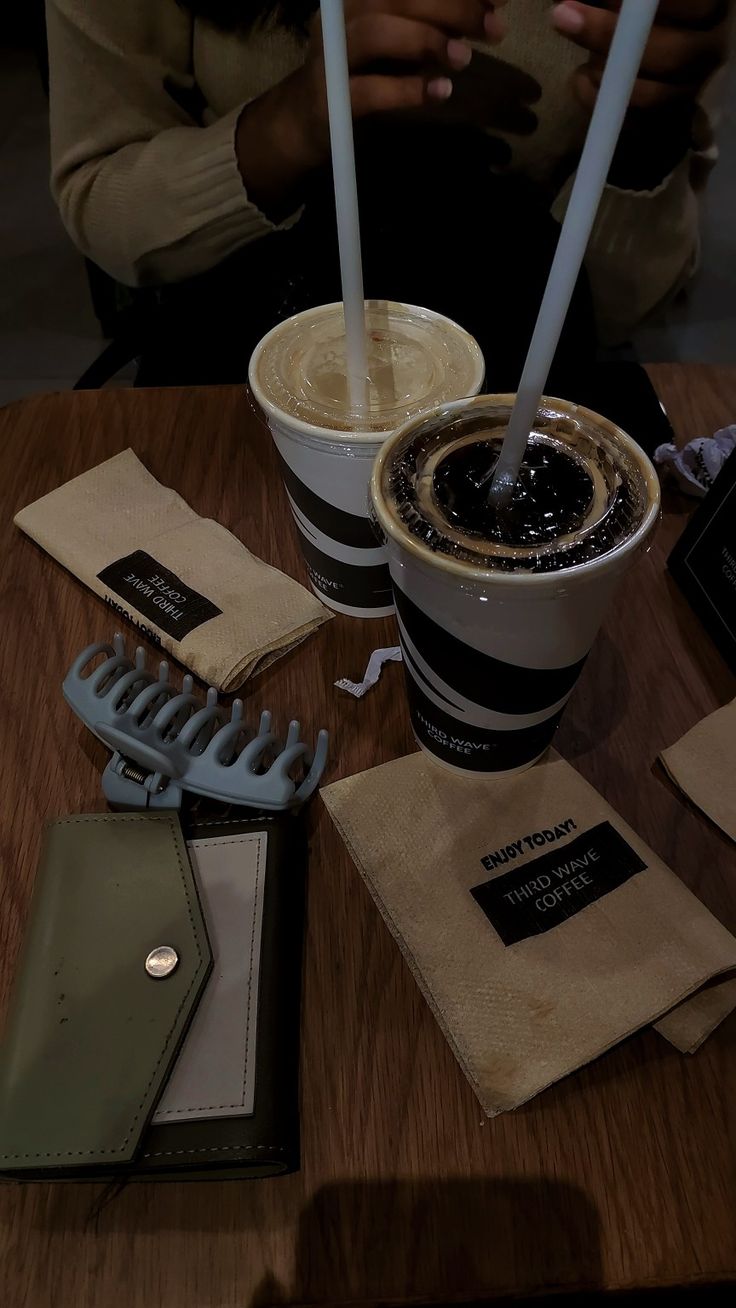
47, 0, 730, 356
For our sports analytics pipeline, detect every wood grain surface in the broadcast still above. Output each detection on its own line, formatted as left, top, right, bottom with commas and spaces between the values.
0, 365, 734, 1307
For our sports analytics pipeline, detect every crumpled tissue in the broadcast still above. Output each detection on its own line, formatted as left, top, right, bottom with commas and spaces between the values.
655, 425, 736, 497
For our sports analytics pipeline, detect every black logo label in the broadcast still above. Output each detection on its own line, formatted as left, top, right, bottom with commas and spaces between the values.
97, 551, 222, 640
404, 669, 563, 772
471, 821, 647, 945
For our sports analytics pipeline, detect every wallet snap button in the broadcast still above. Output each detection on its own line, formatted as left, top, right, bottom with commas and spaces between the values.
145, 945, 179, 978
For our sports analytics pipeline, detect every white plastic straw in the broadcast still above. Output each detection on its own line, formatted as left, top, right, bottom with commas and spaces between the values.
320, 0, 368, 413
489, 0, 660, 505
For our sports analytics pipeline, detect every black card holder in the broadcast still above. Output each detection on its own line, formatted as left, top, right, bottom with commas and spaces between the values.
668, 449, 736, 673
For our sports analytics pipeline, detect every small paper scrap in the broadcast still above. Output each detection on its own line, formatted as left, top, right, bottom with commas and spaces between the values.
335, 647, 402, 699
654, 426, 736, 498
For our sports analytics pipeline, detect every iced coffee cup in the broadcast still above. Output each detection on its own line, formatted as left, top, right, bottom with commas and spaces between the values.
248, 302, 484, 618
371, 394, 661, 774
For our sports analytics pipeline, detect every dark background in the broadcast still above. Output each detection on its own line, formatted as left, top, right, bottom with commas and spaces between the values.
1, 8, 735, 407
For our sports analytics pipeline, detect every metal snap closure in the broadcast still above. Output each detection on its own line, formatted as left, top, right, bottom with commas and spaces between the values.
145, 946, 179, 978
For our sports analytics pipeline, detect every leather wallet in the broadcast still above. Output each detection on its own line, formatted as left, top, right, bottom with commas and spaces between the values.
0, 810, 305, 1181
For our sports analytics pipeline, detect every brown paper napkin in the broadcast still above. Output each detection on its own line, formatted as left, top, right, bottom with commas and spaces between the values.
15, 449, 331, 690
322, 752, 736, 1114
660, 699, 736, 843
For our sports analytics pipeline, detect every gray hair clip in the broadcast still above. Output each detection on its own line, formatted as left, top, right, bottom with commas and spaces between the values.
63, 634, 329, 812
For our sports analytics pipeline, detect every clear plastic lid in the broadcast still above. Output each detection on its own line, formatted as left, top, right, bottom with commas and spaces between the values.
376, 398, 658, 575
252, 301, 484, 434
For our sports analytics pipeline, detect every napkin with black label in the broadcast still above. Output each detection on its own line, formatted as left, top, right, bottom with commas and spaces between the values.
660, 699, 736, 843
322, 752, 736, 1114
15, 449, 330, 690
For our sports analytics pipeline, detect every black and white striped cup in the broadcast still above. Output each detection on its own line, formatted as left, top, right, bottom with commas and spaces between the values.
248, 305, 484, 619
371, 396, 660, 775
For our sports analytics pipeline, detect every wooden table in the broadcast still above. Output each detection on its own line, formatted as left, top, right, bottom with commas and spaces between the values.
0, 365, 734, 1307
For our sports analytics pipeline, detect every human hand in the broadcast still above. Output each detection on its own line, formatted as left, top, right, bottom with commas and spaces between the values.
299, 0, 508, 152
236, 2, 508, 216
551, 0, 731, 111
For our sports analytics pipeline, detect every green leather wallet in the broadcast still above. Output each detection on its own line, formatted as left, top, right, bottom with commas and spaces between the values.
0, 811, 304, 1181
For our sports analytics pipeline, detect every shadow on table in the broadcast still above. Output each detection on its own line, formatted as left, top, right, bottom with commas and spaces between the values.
24, 1174, 736, 1303
29, 1176, 602, 1303
270, 1177, 735, 1305
556, 630, 631, 761
271, 1177, 602, 1305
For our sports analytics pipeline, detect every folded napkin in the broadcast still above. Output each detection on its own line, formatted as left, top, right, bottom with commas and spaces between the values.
660, 699, 736, 843
322, 752, 736, 1114
15, 449, 331, 690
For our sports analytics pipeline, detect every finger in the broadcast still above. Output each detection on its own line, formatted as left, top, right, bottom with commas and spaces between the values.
551, 2, 724, 83
346, 15, 473, 73
356, 0, 501, 42
315, 0, 506, 43
627, 74, 701, 109
350, 72, 451, 119
572, 64, 698, 112
644, 0, 726, 28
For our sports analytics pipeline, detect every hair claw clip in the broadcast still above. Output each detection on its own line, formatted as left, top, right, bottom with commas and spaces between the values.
63, 634, 328, 812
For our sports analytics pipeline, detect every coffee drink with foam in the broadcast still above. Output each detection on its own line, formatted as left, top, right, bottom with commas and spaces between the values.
249, 302, 484, 618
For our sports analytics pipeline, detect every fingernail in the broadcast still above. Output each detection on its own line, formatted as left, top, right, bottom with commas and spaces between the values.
484, 11, 505, 39
427, 77, 453, 102
552, 4, 585, 35
447, 39, 472, 70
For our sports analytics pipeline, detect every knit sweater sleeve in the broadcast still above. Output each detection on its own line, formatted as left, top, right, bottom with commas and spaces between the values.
46, 0, 292, 287
550, 154, 700, 347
